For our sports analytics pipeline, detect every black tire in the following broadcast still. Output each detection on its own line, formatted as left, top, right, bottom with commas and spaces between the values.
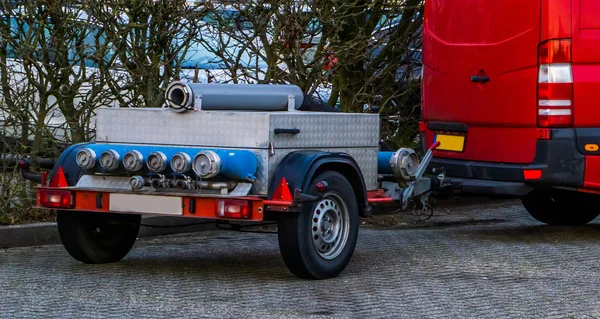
521, 188, 600, 226
57, 211, 141, 264
277, 171, 359, 279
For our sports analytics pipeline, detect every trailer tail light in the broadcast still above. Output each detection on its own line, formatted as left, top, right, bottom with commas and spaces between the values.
215, 200, 250, 219
38, 189, 74, 209
537, 39, 573, 127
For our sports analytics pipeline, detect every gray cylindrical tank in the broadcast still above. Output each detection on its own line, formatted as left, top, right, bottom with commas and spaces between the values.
165, 81, 304, 112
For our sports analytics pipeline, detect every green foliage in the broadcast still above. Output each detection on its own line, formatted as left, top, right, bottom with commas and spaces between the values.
200, 0, 424, 148
0, 0, 424, 224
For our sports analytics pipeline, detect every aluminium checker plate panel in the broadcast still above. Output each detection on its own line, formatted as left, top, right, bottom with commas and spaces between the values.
96, 108, 270, 148
95, 108, 379, 149
94, 107, 380, 194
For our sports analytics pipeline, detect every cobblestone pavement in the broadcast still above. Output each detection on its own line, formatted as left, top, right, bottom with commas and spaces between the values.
2, 200, 600, 318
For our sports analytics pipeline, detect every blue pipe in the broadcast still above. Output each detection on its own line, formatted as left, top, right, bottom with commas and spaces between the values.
378, 152, 394, 175
80, 143, 258, 181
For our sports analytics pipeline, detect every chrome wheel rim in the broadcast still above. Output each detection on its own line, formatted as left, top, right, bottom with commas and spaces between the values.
311, 193, 349, 260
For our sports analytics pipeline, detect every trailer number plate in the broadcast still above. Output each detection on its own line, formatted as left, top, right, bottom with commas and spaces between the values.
434, 134, 465, 152
109, 194, 183, 215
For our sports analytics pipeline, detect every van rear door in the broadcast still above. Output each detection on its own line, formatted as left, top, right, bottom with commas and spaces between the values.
572, 0, 600, 127
422, 0, 541, 164
421, 1, 472, 124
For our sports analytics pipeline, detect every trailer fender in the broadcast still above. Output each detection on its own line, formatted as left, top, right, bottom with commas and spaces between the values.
268, 151, 370, 217
48, 143, 90, 186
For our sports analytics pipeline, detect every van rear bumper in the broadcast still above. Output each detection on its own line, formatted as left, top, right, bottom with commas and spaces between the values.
439, 177, 535, 196
426, 129, 585, 196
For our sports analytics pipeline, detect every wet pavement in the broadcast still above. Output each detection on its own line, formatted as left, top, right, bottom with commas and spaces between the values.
2, 200, 600, 318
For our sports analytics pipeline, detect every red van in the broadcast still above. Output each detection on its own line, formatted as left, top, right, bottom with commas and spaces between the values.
421, 0, 600, 225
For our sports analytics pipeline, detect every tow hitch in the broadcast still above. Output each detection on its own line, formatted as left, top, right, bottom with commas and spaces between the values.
378, 141, 457, 216
400, 142, 440, 211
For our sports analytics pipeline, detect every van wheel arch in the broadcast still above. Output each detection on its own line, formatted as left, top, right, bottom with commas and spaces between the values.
521, 187, 600, 225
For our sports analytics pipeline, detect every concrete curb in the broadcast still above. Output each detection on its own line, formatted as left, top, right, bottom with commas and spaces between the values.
0, 222, 60, 249
0, 216, 219, 249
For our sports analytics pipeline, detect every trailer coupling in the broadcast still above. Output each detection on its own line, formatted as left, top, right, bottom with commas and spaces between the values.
375, 141, 460, 216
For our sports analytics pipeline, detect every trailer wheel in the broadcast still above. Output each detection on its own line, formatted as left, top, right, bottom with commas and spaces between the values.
278, 171, 359, 279
57, 211, 141, 264
521, 188, 600, 225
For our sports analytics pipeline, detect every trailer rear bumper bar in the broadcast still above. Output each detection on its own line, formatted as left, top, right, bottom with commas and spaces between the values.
35, 187, 281, 221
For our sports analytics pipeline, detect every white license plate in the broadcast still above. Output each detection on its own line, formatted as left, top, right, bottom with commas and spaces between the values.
109, 194, 183, 216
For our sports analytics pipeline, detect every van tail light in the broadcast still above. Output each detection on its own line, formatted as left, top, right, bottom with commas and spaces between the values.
38, 189, 75, 209
215, 200, 250, 219
537, 39, 573, 127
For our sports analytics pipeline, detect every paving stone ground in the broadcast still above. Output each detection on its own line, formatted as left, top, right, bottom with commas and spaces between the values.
2, 200, 600, 318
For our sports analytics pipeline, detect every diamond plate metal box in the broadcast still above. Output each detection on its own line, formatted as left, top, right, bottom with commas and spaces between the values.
94, 108, 380, 194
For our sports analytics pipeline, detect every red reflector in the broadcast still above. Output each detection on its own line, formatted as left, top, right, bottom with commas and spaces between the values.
41, 171, 48, 186
418, 121, 426, 133
49, 167, 68, 187
38, 189, 74, 208
523, 169, 542, 180
315, 181, 327, 192
216, 200, 250, 219
272, 177, 293, 201
17, 159, 28, 169
537, 129, 551, 140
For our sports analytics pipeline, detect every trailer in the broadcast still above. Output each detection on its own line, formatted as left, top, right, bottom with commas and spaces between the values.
28, 80, 445, 279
